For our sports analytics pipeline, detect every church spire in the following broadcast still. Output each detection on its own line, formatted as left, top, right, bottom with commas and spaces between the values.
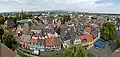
21, 9, 23, 20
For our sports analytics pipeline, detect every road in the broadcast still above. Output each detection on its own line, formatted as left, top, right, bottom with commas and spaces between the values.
87, 41, 117, 57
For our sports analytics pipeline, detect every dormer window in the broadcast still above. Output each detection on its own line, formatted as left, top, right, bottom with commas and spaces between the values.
117, 25, 120, 30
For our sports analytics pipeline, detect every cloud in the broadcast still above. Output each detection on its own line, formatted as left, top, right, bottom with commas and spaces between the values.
2, 0, 27, 3
54, 0, 100, 4
0, 0, 119, 13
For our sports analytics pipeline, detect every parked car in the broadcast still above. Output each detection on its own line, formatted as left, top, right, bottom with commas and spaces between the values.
32, 50, 40, 56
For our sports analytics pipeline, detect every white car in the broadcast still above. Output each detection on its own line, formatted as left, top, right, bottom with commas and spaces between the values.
32, 50, 40, 55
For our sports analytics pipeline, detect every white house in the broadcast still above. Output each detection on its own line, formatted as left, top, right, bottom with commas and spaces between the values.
74, 38, 81, 45
63, 40, 71, 48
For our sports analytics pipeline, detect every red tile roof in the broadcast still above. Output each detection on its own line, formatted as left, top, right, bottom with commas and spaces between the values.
29, 38, 38, 43
80, 35, 86, 39
86, 23, 91, 27
20, 41, 25, 45
45, 36, 57, 47
86, 27, 92, 32
80, 34, 93, 42
48, 26, 52, 30
86, 34, 93, 42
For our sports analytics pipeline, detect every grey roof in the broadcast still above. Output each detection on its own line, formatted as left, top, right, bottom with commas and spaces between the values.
67, 26, 75, 35
60, 26, 68, 38
47, 19, 53, 24
62, 32, 71, 41
56, 37, 61, 45
31, 23, 46, 30
47, 29, 55, 34
46, 24, 55, 34
60, 26, 75, 41
21, 35, 31, 43
5, 20, 15, 27
116, 30, 120, 37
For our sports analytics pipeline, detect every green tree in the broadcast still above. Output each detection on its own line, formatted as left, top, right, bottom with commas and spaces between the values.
50, 15, 54, 19
2, 32, 15, 49
0, 15, 5, 25
64, 44, 88, 57
63, 15, 70, 22
22, 13, 33, 19
60, 15, 71, 24
8, 17, 17, 24
100, 22, 116, 41
0, 25, 4, 40
114, 36, 120, 48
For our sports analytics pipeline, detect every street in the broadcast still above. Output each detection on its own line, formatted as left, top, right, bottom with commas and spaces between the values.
87, 41, 117, 57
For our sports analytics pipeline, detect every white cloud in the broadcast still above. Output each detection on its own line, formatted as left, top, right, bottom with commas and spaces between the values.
54, 0, 100, 4
0, 0, 119, 13
3, 0, 26, 3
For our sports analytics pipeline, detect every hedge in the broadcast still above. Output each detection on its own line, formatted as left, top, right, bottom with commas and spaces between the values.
17, 49, 30, 57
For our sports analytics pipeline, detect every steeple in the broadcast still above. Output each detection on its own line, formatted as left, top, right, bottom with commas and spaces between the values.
21, 9, 23, 20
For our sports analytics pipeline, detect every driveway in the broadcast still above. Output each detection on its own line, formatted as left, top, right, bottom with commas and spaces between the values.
87, 41, 117, 57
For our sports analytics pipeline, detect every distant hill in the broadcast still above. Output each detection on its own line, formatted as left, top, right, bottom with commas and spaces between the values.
38, 10, 73, 13
0, 12, 18, 14
0, 10, 72, 14
0, 10, 120, 15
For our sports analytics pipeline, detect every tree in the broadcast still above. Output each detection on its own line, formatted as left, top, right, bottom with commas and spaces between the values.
60, 15, 71, 24
22, 13, 33, 19
50, 15, 54, 19
8, 17, 17, 24
64, 44, 88, 57
114, 37, 120, 47
100, 22, 116, 41
0, 15, 5, 25
54, 26, 61, 35
63, 15, 70, 22
2, 32, 15, 49
0, 25, 4, 40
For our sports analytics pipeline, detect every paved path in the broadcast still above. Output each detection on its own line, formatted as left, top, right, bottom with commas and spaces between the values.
1, 43, 16, 57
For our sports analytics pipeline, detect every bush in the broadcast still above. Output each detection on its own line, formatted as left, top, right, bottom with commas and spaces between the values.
40, 54, 63, 57
17, 49, 30, 57
19, 47, 31, 54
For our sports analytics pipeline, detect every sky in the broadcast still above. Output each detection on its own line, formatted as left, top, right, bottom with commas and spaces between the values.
0, 0, 120, 13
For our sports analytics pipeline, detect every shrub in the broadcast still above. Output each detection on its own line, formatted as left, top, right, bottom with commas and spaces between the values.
17, 49, 30, 57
